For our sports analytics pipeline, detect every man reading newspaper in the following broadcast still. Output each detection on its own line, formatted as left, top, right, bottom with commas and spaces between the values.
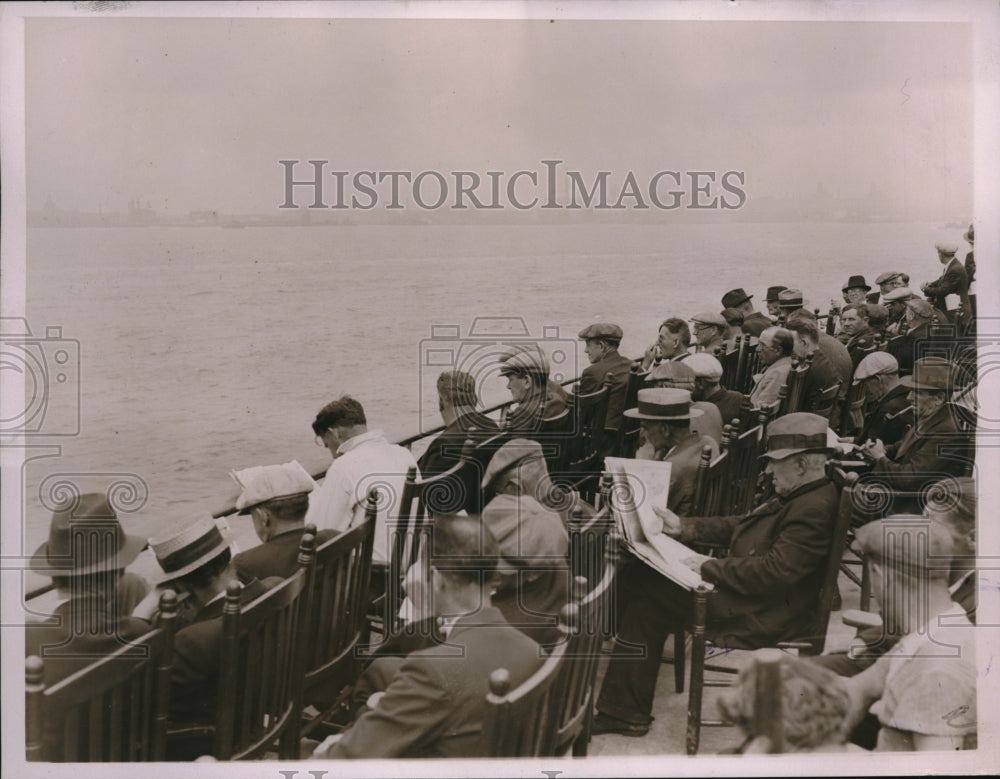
594, 412, 839, 737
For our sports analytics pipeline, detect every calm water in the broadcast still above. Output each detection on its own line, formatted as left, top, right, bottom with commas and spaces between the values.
18, 220, 960, 581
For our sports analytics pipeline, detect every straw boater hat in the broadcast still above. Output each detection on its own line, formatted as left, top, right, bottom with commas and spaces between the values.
577, 322, 623, 345
149, 514, 234, 585
30, 492, 147, 576
231, 460, 315, 515
900, 356, 951, 393
761, 412, 833, 460
624, 388, 703, 421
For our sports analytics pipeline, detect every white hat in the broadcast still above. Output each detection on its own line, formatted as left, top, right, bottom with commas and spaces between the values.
231, 460, 315, 515
881, 286, 915, 303
149, 514, 234, 584
684, 352, 724, 381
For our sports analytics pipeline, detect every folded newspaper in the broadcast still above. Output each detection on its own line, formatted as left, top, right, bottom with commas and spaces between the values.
604, 457, 710, 591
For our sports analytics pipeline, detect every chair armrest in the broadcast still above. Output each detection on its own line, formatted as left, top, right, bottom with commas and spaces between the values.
842, 609, 882, 630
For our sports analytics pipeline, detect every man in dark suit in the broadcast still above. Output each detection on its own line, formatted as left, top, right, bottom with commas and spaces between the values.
134, 515, 277, 759
687, 352, 746, 427
853, 352, 913, 449
840, 304, 877, 369
721, 287, 772, 337
578, 322, 633, 445
593, 413, 839, 736
886, 298, 936, 377
629, 388, 719, 517
860, 356, 973, 514
314, 516, 544, 759
922, 243, 971, 328
230, 459, 335, 580
785, 317, 841, 419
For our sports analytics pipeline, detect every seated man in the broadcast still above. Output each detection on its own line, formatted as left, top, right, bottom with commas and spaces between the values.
313, 517, 545, 759
881, 286, 916, 336
852, 352, 913, 449
230, 459, 335, 580
874, 271, 907, 303
578, 322, 633, 448
721, 287, 772, 337
645, 360, 722, 444
417, 370, 499, 513
764, 285, 788, 321
687, 352, 746, 427
593, 413, 838, 737
628, 388, 719, 516
690, 311, 728, 355
784, 318, 841, 416
886, 298, 935, 377
748, 326, 794, 410
306, 395, 418, 572
640, 317, 693, 370
136, 515, 278, 759
499, 349, 555, 433
844, 514, 976, 751
839, 304, 877, 369
859, 356, 973, 513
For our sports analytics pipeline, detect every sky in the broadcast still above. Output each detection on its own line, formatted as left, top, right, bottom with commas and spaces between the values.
24, 16, 973, 218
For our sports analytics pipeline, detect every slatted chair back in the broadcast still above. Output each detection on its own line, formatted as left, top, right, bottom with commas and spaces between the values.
567, 504, 613, 588
213, 537, 315, 760
736, 339, 759, 395
561, 380, 611, 490
692, 446, 730, 516
614, 368, 649, 458
25, 592, 179, 762
839, 379, 867, 438
778, 356, 812, 416
382, 462, 474, 635
718, 335, 744, 391
299, 497, 376, 738
813, 381, 842, 426
535, 407, 574, 475
724, 421, 766, 516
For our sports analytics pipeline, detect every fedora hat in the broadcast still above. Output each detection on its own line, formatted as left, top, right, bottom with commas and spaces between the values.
624, 388, 703, 421
964, 223, 974, 243
842, 275, 871, 292
761, 412, 833, 460
765, 285, 788, 302
900, 356, 951, 392
777, 288, 804, 309
30, 493, 147, 576
231, 460, 315, 515
721, 288, 753, 309
149, 514, 233, 584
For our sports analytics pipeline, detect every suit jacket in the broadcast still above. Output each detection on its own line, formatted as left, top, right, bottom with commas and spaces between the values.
417, 411, 499, 513
749, 356, 792, 409
924, 258, 971, 321
740, 311, 772, 338
680, 477, 838, 647
233, 527, 337, 581
579, 350, 633, 433
872, 403, 973, 501
816, 332, 853, 400
845, 327, 876, 370
705, 386, 746, 428
638, 431, 720, 516
886, 322, 929, 377
328, 607, 544, 758
857, 383, 913, 448
801, 349, 840, 416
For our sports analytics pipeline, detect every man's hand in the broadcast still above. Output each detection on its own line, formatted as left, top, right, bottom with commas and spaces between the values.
311, 733, 344, 758
681, 553, 711, 574
131, 585, 187, 622
652, 505, 682, 538
860, 438, 887, 461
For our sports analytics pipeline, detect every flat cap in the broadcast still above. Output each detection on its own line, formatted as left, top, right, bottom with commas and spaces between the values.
935, 243, 958, 257
578, 322, 623, 343
721, 288, 753, 309
232, 460, 315, 514
777, 288, 804, 308
905, 298, 935, 319
685, 352, 724, 381
853, 515, 955, 574
852, 351, 898, 384
690, 311, 727, 328
499, 349, 550, 376
645, 359, 696, 389
875, 271, 903, 286
882, 286, 916, 303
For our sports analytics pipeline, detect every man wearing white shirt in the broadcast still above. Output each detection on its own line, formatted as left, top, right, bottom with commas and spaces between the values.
306, 395, 418, 570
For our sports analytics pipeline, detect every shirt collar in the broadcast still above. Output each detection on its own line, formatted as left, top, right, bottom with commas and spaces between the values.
336, 429, 387, 456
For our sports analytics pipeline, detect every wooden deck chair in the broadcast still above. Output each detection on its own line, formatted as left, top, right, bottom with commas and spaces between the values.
561, 379, 611, 497
838, 379, 867, 438
777, 356, 809, 416
722, 420, 766, 516
692, 446, 730, 516
614, 368, 650, 459
813, 381, 842, 426
26, 591, 179, 762
298, 497, 376, 739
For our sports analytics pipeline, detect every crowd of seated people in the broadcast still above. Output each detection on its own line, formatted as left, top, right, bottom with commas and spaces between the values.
25, 232, 982, 761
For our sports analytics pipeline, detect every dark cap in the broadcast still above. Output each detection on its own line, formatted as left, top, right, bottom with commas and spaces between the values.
721, 288, 753, 309
577, 322, 623, 343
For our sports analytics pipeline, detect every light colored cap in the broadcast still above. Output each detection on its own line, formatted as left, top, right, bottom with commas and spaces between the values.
498, 348, 550, 376
882, 286, 916, 303
854, 515, 955, 574
935, 243, 958, 256
481, 438, 546, 488
853, 351, 899, 384
875, 271, 903, 286
685, 352, 724, 381
645, 359, 696, 389
690, 311, 727, 328
905, 299, 935, 319
231, 460, 316, 515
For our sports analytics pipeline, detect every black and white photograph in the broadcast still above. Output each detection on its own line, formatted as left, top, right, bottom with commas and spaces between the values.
1, 1, 997, 776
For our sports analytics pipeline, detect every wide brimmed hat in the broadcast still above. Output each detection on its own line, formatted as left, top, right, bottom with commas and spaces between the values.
624, 388, 703, 421
900, 356, 951, 392
777, 289, 804, 309
721, 288, 753, 309
762, 412, 833, 460
765, 285, 788, 302
231, 460, 315, 515
149, 514, 234, 584
577, 322, 623, 344
30, 493, 147, 576
842, 275, 871, 292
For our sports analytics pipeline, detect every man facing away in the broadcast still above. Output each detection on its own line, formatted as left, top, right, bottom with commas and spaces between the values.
306, 395, 418, 573
312, 516, 545, 759
578, 322, 633, 445
721, 287, 772, 337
